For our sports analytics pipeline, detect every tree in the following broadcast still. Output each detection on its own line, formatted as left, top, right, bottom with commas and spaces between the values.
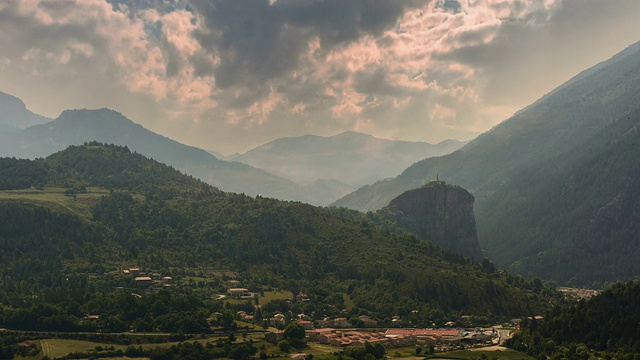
284, 322, 306, 343
372, 342, 386, 359
278, 340, 292, 352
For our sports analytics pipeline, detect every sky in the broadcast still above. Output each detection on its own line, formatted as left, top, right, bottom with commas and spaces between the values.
1, 0, 639, 155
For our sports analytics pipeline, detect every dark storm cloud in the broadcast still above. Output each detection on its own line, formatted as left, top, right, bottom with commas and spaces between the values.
188, 0, 428, 89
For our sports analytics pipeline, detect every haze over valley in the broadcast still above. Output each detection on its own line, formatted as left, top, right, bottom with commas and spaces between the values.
1, 1, 640, 359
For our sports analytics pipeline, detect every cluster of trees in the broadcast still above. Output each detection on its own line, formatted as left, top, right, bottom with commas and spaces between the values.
0, 288, 216, 333
341, 341, 386, 360
507, 280, 640, 359
0, 157, 48, 190
0, 143, 559, 335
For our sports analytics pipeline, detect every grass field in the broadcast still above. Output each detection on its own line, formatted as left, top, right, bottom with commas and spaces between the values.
0, 187, 110, 219
259, 290, 294, 304
426, 348, 533, 360
343, 294, 355, 311
37, 337, 232, 359
38, 339, 128, 358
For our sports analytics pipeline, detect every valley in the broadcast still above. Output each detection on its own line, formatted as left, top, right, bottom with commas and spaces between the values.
1, 3, 640, 358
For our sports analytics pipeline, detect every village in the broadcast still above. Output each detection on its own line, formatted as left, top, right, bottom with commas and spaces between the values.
263, 316, 510, 353
112, 267, 516, 354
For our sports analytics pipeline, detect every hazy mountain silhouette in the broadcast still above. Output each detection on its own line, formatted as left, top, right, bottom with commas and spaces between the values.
0, 107, 349, 204
0, 92, 51, 128
334, 40, 640, 285
231, 132, 466, 187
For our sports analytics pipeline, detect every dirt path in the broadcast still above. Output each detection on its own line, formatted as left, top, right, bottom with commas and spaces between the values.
470, 345, 508, 352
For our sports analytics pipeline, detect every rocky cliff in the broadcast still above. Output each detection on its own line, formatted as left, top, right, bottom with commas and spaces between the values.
379, 181, 484, 260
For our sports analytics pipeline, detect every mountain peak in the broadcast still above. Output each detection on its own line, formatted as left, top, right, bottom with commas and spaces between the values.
0, 91, 27, 110
57, 108, 133, 124
0, 91, 51, 128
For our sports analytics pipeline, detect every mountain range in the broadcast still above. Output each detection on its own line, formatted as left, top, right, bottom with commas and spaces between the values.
0, 96, 463, 206
333, 40, 640, 286
229, 132, 466, 187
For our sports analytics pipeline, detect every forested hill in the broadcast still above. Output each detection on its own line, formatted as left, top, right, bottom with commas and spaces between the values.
0, 143, 558, 332
0, 107, 349, 205
332, 40, 640, 286
0, 143, 214, 194
508, 280, 640, 359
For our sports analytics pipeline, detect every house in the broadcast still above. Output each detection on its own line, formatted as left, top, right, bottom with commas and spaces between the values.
16, 340, 35, 348
265, 331, 285, 344
306, 328, 335, 342
290, 354, 307, 360
332, 317, 349, 327
318, 332, 339, 344
237, 311, 254, 321
270, 313, 286, 327
329, 337, 345, 347
297, 320, 314, 330
315, 318, 332, 328
134, 276, 153, 283
359, 315, 378, 327
227, 288, 251, 298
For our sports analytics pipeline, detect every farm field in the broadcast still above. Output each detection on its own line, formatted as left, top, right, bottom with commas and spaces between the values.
427, 348, 534, 360
0, 187, 110, 219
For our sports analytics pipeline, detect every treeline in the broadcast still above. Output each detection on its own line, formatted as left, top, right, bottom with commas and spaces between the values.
0, 142, 216, 196
0, 288, 216, 333
0, 143, 559, 333
507, 280, 640, 359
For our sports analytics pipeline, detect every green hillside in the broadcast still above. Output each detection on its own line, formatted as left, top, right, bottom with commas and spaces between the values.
508, 280, 640, 358
333, 41, 640, 286
479, 108, 640, 285
0, 143, 558, 333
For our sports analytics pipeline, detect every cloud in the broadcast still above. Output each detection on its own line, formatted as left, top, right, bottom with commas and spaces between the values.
0, 0, 638, 153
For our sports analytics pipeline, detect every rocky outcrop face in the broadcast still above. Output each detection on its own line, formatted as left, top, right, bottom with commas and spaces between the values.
379, 181, 484, 260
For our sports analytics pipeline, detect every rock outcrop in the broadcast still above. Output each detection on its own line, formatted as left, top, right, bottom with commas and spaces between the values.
379, 181, 484, 260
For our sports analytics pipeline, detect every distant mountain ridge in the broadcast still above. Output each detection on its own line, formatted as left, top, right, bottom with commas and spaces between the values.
0, 91, 51, 128
0, 107, 349, 205
0, 93, 465, 205
230, 131, 467, 187
333, 40, 640, 286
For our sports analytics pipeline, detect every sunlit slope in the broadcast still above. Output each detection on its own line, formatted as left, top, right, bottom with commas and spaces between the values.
333, 41, 640, 285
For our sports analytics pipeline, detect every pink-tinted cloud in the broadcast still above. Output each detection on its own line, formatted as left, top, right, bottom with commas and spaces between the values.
0, 0, 638, 153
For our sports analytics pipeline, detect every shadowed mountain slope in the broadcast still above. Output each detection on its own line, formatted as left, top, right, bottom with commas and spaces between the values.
333, 40, 640, 286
